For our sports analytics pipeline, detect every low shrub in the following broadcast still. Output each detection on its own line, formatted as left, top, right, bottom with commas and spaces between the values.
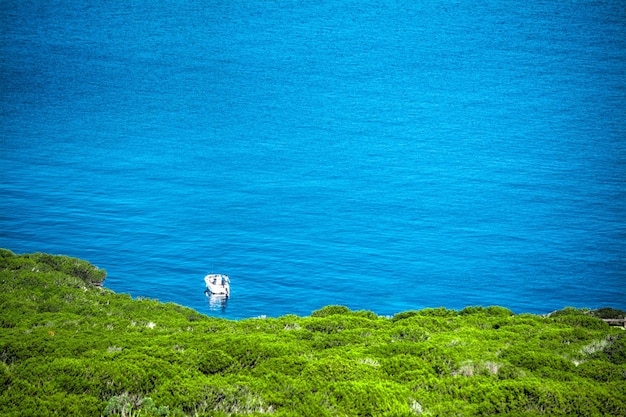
1, 251, 625, 417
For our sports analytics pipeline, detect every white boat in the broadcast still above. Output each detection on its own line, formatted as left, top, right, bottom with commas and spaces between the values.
204, 273, 230, 296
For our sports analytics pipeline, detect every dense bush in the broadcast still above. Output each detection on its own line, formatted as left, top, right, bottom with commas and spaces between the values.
591, 307, 626, 320
1, 249, 625, 416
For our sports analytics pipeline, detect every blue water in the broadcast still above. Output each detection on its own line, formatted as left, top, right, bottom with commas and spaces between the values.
1, 1, 625, 319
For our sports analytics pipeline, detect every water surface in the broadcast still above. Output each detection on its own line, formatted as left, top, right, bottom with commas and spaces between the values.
1, 1, 625, 318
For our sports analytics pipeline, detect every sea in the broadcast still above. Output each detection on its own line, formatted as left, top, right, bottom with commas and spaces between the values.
1, 1, 625, 319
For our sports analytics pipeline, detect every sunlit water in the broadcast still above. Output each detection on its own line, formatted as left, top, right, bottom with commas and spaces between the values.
1, 1, 625, 319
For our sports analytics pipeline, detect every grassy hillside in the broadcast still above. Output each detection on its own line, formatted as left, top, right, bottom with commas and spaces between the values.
1, 249, 625, 416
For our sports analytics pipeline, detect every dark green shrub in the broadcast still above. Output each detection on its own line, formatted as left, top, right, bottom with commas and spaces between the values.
460, 306, 513, 317
304, 317, 344, 334
311, 305, 352, 317
0, 248, 16, 259
26, 253, 107, 286
416, 307, 458, 317
0, 340, 48, 364
0, 365, 10, 389
590, 307, 626, 319
505, 351, 575, 375
256, 355, 309, 378
390, 325, 430, 342
577, 359, 624, 382
351, 309, 380, 320
197, 350, 235, 375
328, 381, 413, 416
375, 340, 426, 357
391, 310, 419, 322
552, 314, 608, 330
604, 334, 626, 365
549, 307, 588, 317
382, 355, 435, 382
582, 334, 626, 365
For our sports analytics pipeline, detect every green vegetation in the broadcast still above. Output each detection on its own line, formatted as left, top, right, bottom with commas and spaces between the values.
1, 249, 625, 416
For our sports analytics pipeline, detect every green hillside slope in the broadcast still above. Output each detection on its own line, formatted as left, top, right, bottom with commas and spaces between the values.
1, 249, 624, 416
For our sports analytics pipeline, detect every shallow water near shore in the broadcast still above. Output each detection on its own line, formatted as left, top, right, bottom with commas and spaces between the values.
1, 1, 625, 319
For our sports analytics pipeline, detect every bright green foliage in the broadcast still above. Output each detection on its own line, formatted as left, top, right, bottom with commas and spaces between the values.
1, 249, 625, 417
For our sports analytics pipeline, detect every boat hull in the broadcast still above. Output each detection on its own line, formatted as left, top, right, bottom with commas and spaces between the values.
204, 274, 230, 296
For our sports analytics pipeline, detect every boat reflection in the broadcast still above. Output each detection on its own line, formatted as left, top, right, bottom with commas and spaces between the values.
205, 291, 228, 313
